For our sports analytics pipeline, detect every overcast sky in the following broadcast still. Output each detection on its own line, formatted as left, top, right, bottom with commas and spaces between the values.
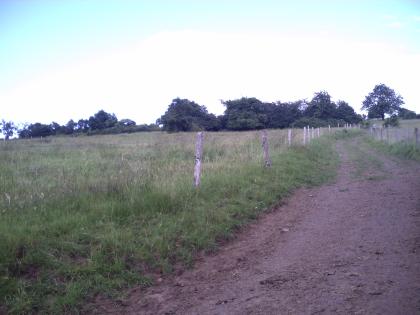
1, 0, 420, 125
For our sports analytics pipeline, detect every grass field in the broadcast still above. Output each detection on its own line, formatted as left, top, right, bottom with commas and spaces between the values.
0, 129, 338, 314
369, 118, 420, 129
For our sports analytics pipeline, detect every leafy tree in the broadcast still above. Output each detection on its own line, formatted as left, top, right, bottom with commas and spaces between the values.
18, 123, 53, 138
76, 119, 89, 132
398, 108, 417, 120
362, 84, 404, 120
64, 119, 76, 134
50, 122, 63, 135
335, 101, 362, 124
88, 110, 118, 130
223, 97, 268, 130
305, 91, 337, 119
267, 101, 304, 128
1, 120, 16, 140
118, 119, 136, 127
158, 98, 219, 132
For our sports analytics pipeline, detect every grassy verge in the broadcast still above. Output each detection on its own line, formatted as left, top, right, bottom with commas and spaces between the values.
363, 135, 420, 161
0, 131, 338, 314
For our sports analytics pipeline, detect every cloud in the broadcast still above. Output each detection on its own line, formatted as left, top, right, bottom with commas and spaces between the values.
387, 21, 403, 29
1, 30, 420, 124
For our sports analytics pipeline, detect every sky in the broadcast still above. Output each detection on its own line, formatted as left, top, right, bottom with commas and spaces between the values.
1, 0, 420, 125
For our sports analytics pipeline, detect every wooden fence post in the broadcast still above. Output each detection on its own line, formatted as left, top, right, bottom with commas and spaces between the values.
307, 126, 311, 143
317, 128, 320, 137
261, 130, 272, 167
386, 128, 389, 143
380, 128, 383, 141
288, 129, 292, 146
328, 125, 331, 133
415, 128, 419, 147
303, 127, 306, 145
194, 132, 204, 187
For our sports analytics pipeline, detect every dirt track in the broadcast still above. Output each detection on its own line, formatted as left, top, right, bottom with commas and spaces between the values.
94, 138, 420, 315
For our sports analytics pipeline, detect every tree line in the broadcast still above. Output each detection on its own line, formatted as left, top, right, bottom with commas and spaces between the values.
1, 83, 418, 139
1, 110, 160, 139
157, 84, 417, 132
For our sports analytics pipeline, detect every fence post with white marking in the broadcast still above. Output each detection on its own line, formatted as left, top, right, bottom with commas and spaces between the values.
261, 130, 272, 167
194, 132, 204, 187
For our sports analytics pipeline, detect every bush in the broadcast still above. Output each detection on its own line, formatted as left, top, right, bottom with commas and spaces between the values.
383, 115, 399, 128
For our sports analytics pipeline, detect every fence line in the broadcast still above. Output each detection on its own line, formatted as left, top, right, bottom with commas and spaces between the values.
191, 125, 348, 187
369, 126, 420, 147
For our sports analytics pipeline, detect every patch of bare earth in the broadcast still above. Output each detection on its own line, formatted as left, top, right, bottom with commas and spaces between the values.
89, 138, 420, 315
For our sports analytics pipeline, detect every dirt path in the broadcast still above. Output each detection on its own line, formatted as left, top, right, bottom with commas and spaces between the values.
93, 137, 420, 315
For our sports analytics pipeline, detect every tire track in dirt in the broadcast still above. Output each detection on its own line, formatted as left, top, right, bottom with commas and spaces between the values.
90, 137, 420, 315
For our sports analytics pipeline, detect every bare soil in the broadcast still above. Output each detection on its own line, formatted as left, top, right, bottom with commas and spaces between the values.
91, 138, 420, 315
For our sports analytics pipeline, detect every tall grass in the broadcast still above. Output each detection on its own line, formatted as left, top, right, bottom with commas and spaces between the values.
364, 135, 420, 160
0, 130, 338, 314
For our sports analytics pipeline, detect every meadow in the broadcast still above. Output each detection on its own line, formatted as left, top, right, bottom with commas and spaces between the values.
369, 118, 420, 129
0, 129, 339, 314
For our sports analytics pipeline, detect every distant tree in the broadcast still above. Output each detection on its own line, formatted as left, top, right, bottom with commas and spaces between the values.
267, 100, 304, 128
118, 119, 136, 127
17, 123, 31, 138
158, 98, 219, 132
76, 119, 89, 132
305, 91, 337, 120
64, 119, 76, 134
88, 110, 118, 130
335, 101, 362, 124
19, 123, 53, 138
1, 120, 16, 140
223, 97, 268, 130
362, 84, 404, 120
49, 122, 63, 135
398, 108, 417, 120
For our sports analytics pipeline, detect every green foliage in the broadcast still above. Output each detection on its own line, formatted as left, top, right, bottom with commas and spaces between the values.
1, 120, 16, 140
362, 83, 404, 120
223, 97, 268, 130
304, 91, 337, 120
18, 123, 53, 138
335, 100, 362, 123
359, 119, 371, 129
158, 98, 220, 132
398, 108, 417, 120
267, 101, 304, 128
383, 115, 399, 127
88, 110, 118, 130
0, 131, 338, 314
